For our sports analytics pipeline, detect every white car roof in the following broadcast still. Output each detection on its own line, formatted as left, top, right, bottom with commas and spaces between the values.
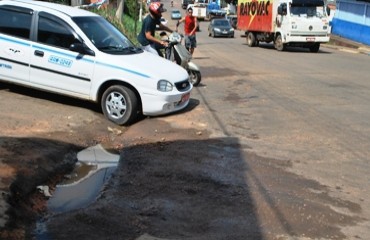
0, 0, 97, 17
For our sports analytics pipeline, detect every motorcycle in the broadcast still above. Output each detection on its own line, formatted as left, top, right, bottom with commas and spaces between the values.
160, 32, 201, 86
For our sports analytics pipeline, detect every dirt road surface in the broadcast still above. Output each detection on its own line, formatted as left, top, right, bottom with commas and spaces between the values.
0, 73, 367, 240
1, 7, 370, 239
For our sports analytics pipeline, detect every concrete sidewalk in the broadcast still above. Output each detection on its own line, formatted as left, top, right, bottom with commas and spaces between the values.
325, 34, 370, 55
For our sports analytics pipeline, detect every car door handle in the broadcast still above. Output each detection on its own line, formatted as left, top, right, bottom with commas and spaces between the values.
34, 50, 44, 57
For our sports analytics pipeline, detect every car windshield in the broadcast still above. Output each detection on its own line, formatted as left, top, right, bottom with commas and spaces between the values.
214, 20, 230, 27
73, 16, 142, 54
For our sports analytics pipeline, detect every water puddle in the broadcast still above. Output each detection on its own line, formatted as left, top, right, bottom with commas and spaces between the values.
35, 144, 120, 239
47, 144, 120, 213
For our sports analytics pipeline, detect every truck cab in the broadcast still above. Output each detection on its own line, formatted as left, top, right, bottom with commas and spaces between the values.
275, 0, 330, 51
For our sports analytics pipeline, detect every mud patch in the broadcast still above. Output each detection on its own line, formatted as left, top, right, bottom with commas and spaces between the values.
43, 125, 363, 240
0, 137, 80, 239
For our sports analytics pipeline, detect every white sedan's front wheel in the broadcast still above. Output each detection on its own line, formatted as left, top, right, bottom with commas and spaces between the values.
101, 85, 138, 125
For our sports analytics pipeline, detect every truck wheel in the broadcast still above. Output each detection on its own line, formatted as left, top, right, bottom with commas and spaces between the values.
309, 43, 320, 53
101, 85, 139, 125
274, 35, 286, 51
247, 32, 256, 47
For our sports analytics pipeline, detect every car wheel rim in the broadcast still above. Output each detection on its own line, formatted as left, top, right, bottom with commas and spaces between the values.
105, 91, 127, 119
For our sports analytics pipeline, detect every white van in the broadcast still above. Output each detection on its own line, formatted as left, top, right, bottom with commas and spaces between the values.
0, 0, 192, 125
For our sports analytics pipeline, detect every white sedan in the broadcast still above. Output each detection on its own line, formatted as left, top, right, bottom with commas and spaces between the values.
0, 0, 192, 126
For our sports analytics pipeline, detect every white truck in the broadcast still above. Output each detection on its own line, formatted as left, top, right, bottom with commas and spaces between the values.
188, 2, 208, 20
237, 0, 330, 52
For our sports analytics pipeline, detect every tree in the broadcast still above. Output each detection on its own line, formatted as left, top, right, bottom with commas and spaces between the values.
116, 0, 124, 20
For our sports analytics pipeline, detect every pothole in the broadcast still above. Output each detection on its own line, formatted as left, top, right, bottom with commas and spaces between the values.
35, 144, 120, 239
47, 144, 120, 213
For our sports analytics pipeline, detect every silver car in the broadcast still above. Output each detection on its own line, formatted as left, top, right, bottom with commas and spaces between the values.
171, 9, 182, 20
208, 18, 235, 38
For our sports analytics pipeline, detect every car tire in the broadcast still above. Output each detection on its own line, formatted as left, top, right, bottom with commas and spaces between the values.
189, 70, 201, 86
101, 85, 138, 125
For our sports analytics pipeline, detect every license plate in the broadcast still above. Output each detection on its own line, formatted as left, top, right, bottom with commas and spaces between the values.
181, 92, 190, 103
306, 37, 315, 42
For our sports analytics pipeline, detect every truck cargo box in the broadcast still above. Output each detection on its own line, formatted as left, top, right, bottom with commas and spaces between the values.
237, 0, 276, 32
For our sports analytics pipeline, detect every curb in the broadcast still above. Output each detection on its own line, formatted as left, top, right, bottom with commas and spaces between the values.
325, 35, 370, 55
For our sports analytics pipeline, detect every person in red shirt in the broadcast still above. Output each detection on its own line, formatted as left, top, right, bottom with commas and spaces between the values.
176, 7, 198, 55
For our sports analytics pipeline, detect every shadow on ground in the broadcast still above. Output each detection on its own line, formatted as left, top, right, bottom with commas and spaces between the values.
43, 133, 363, 240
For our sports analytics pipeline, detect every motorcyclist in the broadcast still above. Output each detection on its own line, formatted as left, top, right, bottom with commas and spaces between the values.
137, 2, 175, 56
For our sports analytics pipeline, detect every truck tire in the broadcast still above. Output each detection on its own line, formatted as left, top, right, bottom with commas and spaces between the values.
247, 32, 256, 47
309, 43, 320, 53
274, 35, 286, 51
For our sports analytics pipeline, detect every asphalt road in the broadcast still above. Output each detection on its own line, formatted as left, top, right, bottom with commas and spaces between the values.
1, 4, 370, 239
163, 3, 370, 237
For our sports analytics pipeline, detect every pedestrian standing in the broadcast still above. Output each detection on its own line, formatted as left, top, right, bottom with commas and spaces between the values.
176, 7, 198, 55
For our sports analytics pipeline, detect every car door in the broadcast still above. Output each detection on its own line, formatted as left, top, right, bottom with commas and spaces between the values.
30, 12, 94, 98
0, 5, 33, 84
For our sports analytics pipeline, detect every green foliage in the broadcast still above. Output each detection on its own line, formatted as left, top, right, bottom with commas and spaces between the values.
124, 0, 139, 21
111, 0, 147, 22
89, 6, 141, 45
45, 0, 143, 44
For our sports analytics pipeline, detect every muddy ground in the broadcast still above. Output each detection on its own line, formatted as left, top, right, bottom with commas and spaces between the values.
0, 83, 364, 240
1, 34, 369, 239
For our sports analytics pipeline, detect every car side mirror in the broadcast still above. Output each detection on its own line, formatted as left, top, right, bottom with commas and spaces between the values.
70, 43, 95, 56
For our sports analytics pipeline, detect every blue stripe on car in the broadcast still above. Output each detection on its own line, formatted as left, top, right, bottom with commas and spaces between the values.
96, 61, 150, 78
0, 35, 31, 46
0, 35, 151, 79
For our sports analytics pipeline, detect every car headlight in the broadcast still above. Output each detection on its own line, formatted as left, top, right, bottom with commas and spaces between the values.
230, 28, 235, 31
214, 28, 221, 32
157, 80, 173, 92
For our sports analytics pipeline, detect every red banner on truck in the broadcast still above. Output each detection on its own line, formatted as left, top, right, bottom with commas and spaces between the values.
237, 0, 274, 32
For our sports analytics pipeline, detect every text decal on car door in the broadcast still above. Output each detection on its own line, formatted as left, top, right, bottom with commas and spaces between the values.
0, 63, 12, 69
48, 55, 73, 68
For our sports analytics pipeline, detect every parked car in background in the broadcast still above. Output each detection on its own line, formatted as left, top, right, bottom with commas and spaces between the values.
206, 1, 226, 19
0, 0, 192, 126
226, 15, 237, 29
171, 9, 182, 20
208, 18, 235, 38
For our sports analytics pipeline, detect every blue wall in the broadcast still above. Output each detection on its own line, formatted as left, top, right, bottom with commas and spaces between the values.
332, 0, 370, 46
